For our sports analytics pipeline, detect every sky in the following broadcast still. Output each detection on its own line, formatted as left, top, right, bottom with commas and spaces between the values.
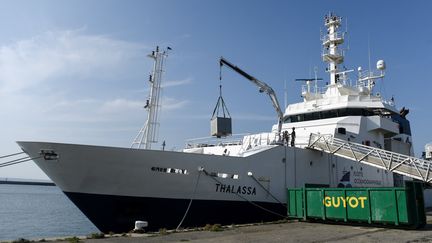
0, 0, 431, 179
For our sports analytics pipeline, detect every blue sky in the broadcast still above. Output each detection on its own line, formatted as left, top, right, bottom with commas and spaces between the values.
0, 0, 431, 179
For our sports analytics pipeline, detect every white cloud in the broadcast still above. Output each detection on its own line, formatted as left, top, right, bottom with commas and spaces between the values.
0, 29, 192, 126
99, 97, 189, 114
162, 77, 192, 88
48, 98, 99, 111
0, 29, 147, 94
0, 29, 195, 163
99, 98, 144, 113
0, 29, 194, 179
162, 97, 189, 111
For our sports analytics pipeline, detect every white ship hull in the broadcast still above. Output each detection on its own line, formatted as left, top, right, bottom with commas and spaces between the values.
17, 141, 393, 232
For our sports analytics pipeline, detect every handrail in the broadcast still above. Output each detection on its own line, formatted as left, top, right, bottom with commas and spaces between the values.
321, 32, 345, 43
308, 133, 432, 183
184, 134, 246, 149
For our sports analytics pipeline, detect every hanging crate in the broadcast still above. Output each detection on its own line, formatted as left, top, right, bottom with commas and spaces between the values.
211, 117, 232, 138
210, 85, 232, 138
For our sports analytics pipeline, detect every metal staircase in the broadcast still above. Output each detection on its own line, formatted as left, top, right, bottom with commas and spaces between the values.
308, 133, 432, 183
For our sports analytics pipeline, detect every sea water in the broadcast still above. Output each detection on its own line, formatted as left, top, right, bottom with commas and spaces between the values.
0, 184, 99, 241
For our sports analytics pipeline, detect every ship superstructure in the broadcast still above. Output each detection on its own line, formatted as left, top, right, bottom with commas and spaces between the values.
17, 13, 421, 233
184, 14, 412, 166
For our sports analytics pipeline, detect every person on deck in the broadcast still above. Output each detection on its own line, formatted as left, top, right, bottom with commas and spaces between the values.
283, 130, 289, 145
290, 127, 296, 147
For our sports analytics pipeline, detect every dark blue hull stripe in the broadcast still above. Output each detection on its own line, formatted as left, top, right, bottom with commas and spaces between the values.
64, 192, 286, 233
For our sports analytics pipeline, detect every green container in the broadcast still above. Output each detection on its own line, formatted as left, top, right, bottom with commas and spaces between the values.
287, 181, 426, 228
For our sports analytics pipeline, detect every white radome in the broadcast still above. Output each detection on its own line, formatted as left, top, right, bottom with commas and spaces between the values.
426, 143, 432, 159
377, 60, 386, 70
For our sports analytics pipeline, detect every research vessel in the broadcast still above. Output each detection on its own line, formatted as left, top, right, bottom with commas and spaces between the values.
18, 13, 428, 233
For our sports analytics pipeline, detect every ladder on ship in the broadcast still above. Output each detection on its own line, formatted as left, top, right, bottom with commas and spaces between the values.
307, 133, 432, 183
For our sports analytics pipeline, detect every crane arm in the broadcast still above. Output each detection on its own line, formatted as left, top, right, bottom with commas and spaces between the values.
219, 57, 284, 138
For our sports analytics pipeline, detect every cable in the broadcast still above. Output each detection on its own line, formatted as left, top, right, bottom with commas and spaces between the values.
0, 156, 41, 168
250, 174, 286, 207
0, 158, 33, 168
0, 152, 25, 159
0, 156, 30, 166
176, 170, 202, 231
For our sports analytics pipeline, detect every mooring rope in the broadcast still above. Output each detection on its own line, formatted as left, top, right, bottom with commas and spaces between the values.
202, 169, 287, 219
249, 174, 286, 207
0, 156, 41, 168
176, 169, 202, 231
0, 152, 25, 159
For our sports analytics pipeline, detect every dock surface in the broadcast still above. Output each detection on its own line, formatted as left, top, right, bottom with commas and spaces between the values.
47, 218, 432, 243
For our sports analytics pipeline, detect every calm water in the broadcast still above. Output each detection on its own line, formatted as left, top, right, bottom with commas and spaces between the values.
0, 184, 99, 241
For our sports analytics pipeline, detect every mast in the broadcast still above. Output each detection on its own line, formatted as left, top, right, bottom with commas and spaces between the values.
322, 13, 344, 85
131, 46, 169, 149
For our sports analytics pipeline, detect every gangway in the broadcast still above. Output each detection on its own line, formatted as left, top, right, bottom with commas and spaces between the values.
307, 133, 432, 183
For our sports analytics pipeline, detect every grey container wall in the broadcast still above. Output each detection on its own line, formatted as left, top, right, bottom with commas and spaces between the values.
211, 117, 232, 138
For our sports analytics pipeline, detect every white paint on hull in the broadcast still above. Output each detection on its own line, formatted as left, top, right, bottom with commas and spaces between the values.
17, 141, 394, 205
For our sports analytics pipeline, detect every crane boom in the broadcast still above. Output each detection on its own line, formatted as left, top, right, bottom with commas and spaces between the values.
219, 57, 284, 140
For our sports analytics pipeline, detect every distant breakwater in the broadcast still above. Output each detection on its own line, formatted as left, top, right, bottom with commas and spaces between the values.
0, 180, 55, 186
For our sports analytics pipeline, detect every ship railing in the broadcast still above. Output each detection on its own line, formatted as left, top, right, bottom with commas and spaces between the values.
239, 132, 279, 153
301, 85, 327, 95
382, 99, 396, 107
357, 69, 385, 82
336, 74, 355, 86
347, 83, 395, 106
292, 135, 312, 147
184, 134, 248, 149
308, 133, 432, 183
239, 132, 313, 150
321, 31, 345, 43
322, 49, 344, 58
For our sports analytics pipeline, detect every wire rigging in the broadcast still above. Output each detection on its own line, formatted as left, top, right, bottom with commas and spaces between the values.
211, 85, 231, 119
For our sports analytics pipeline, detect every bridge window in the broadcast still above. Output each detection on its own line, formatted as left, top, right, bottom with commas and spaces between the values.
391, 114, 412, 135
284, 108, 379, 123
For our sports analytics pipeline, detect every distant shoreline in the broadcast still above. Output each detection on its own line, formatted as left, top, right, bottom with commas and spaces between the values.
0, 180, 55, 186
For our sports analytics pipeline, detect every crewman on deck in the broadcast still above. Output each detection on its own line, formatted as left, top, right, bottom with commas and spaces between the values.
290, 128, 296, 147
283, 131, 289, 145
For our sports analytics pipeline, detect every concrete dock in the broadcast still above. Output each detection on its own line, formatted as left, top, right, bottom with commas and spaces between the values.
46, 217, 432, 243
